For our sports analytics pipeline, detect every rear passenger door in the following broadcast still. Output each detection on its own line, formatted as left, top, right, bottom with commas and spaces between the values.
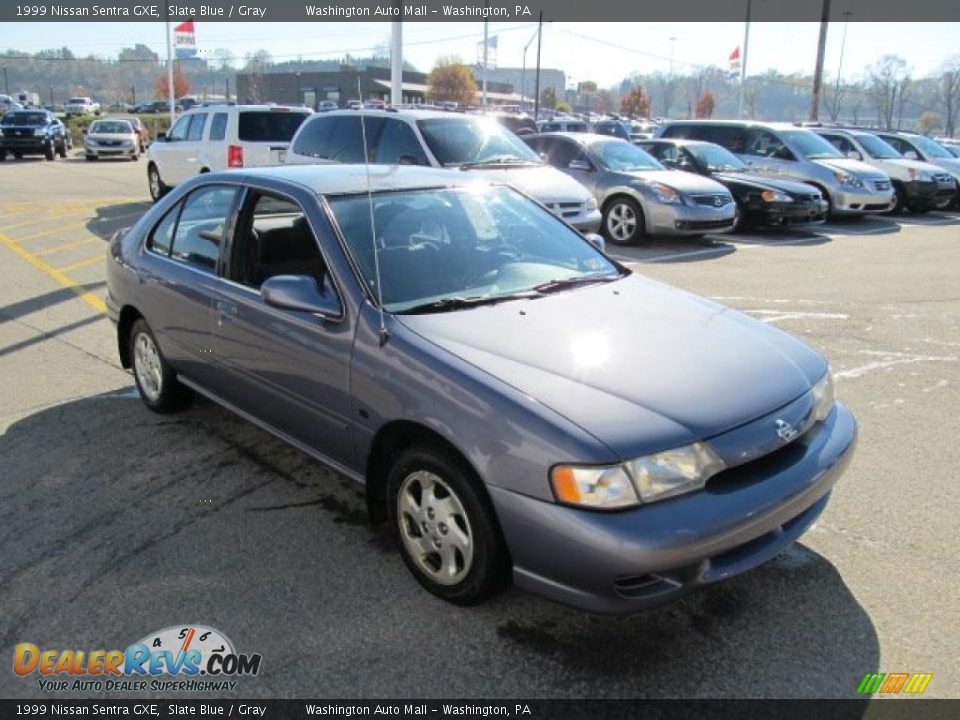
211, 186, 356, 466
743, 128, 795, 179
138, 183, 240, 387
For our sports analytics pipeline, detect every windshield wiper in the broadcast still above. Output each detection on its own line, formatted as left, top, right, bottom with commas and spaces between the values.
458, 156, 541, 169
532, 274, 620, 294
399, 291, 539, 315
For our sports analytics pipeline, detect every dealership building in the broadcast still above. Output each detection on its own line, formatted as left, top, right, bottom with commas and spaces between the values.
235, 65, 562, 109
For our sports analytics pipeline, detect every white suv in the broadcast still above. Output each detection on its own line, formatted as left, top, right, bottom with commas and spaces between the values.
286, 109, 601, 233
812, 128, 956, 213
65, 97, 100, 117
146, 104, 312, 201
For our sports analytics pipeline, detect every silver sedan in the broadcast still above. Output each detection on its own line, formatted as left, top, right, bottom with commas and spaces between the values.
525, 133, 737, 245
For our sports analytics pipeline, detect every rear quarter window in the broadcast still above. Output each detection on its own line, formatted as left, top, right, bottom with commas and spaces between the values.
238, 111, 311, 142
209, 112, 228, 141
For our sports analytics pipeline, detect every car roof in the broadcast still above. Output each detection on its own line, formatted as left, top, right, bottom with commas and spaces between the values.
320, 108, 476, 121
532, 132, 630, 146
187, 104, 311, 113
237, 164, 489, 196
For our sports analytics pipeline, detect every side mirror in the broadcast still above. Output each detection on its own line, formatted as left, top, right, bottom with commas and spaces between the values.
568, 158, 592, 172
156, 132, 167, 141
584, 232, 605, 253
846, 150, 862, 161
904, 150, 919, 160
261, 274, 343, 320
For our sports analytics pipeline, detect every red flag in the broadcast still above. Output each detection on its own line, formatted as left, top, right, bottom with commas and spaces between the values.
174, 20, 194, 33
729, 46, 740, 61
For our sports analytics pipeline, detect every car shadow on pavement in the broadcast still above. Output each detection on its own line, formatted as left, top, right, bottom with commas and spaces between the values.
0, 391, 879, 700
85, 201, 151, 241
0, 282, 105, 323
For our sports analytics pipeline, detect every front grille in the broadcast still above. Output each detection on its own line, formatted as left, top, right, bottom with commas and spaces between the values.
547, 201, 586, 219
706, 432, 811, 494
797, 193, 822, 202
934, 173, 954, 185
872, 179, 892, 192
677, 219, 735, 231
98, 139, 122, 147
691, 193, 733, 207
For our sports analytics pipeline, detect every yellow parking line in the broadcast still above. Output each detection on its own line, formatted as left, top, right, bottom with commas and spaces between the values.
56, 255, 105, 273
16, 220, 90, 242
0, 231, 106, 313
36, 237, 101, 256
0, 211, 92, 234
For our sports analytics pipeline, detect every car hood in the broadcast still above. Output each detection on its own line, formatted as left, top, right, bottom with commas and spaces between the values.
711, 171, 820, 196
87, 133, 135, 141
398, 274, 825, 459
927, 157, 960, 178
813, 157, 886, 178
462, 164, 592, 204
616, 168, 730, 194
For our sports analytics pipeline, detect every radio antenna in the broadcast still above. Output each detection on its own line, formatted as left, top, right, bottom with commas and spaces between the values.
357, 79, 388, 346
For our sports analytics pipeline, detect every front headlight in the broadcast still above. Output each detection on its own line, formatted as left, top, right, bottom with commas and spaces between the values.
761, 190, 793, 203
551, 441, 727, 509
648, 181, 683, 204
34, 128, 47, 136
585, 196, 598, 211
833, 171, 864, 189
625, 442, 726, 503
811, 370, 835, 422
551, 464, 638, 509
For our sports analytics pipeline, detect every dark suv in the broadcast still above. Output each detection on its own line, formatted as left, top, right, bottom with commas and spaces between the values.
0, 110, 69, 161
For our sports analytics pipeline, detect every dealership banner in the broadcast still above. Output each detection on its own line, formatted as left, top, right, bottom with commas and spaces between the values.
2, 0, 960, 22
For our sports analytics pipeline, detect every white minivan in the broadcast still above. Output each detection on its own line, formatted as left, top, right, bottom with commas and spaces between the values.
285, 109, 602, 233
146, 104, 312, 201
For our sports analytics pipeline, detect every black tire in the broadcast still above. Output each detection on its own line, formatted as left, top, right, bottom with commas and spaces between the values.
732, 199, 746, 232
907, 203, 931, 215
602, 196, 645, 245
128, 319, 192, 414
148, 163, 169, 202
14, 152, 22, 159
0, 150, 6, 161
44, 144, 55, 161
85, 155, 97, 162
387, 444, 510, 605
57, 141, 67, 158
131, 152, 140, 162
887, 184, 908, 215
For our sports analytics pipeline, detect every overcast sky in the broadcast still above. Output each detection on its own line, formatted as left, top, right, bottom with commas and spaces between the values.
2, 22, 958, 87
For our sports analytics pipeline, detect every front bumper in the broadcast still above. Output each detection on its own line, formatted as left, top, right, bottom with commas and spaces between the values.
565, 208, 602, 234
746, 198, 828, 227
831, 187, 894, 215
85, 143, 137, 158
491, 402, 856, 614
647, 201, 736, 236
0, 136, 52, 154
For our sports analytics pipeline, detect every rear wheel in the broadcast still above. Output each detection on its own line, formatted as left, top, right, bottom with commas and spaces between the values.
148, 164, 169, 202
603, 196, 645, 245
129, 319, 192, 413
57, 141, 67, 158
388, 445, 509, 605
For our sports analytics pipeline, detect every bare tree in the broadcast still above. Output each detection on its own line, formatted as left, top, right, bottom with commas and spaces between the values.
650, 72, 676, 118
865, 55, 909, 128
938, 55, 960, 138
822, 81, 848, 122
895, 75, 912, 129
744, 78, 762, 119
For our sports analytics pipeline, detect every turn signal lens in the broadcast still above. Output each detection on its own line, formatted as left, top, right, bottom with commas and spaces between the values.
551, 464, 639, 509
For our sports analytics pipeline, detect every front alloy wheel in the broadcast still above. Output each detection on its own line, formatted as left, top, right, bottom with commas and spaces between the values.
604, 197, 644, 245
388, 446, 509, 605
397, 471, 474, 586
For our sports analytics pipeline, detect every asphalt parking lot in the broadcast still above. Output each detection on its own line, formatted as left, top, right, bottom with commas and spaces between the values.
1, 155, 958, 700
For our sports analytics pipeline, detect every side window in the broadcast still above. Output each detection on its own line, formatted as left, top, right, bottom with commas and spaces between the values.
292, 116, 335, 158
884, 136, 907, 154
697, 126, 746, 153
170, 185, 238, 272
546, 140, 585, 168
187, 113, 207, 141
147, 204, 180, 256
328, 116, 384, 163
209, 112, 228, 141
231, 193, 326, 289
168, 115, 191, 141
823, 134, 852, 154
374, 119, 428, 165
540, 123, 559, 132
746, 129, 786, 158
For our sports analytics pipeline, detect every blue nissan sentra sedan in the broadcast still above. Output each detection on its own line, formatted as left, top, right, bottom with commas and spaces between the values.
106, 164, 856, 614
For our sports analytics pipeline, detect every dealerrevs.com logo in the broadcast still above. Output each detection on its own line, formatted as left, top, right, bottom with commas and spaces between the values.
13, 625, 262, 693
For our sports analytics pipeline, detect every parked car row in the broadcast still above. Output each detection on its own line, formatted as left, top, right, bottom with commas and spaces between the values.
0, 109, 70, 161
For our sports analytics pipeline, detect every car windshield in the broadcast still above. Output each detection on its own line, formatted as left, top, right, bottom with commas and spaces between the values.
685, 143, 748, 172
416, 117, 542, 167
855, 134, 900, 159
328, 185, 622, 313
90, 120, 133, 134
946, 145, 960, 158
593, 140, 663, 172
237, 110, 310, 142
782, 130, 843, 159
68, 98, 87, 104
907, 134, 953, 159
2, 112, 46, 125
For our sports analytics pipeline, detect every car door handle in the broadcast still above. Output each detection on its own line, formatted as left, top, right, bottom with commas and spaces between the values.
216, 299, 238, 326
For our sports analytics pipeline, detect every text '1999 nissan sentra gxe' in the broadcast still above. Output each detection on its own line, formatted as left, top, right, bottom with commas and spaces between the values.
105, 164, 856, 614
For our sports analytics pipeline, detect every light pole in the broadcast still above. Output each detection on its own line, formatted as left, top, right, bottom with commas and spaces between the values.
809, 0, 832, 121
737, 0, 752, 119
2, 64, 9, 95
521, 26, 539, 111
533, 11, 544, 120
833, 11, 852, 103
